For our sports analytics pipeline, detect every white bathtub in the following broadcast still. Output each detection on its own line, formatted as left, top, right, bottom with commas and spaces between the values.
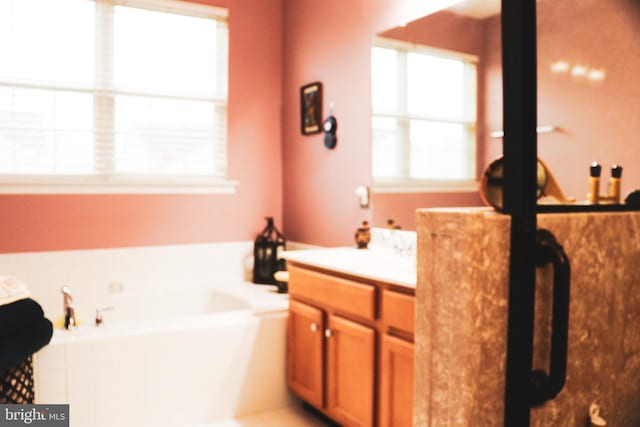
34, 283, 291, 427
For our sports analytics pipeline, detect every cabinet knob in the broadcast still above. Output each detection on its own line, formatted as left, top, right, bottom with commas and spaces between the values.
310, 323, 318, 332
324, 329, 333, 338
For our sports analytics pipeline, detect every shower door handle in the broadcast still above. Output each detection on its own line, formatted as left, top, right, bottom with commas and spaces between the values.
530, 229, 571, 407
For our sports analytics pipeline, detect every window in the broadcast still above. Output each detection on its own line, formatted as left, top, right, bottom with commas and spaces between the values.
0, 0, 231, 193
371, 37, 477, 192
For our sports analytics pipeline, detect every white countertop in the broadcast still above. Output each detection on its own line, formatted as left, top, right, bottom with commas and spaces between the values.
282, 247, 416, 289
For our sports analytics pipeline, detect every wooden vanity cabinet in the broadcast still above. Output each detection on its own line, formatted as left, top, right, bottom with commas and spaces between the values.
379, 289, 415, 427
287, 264, 415, 427
326, 314, 375, 426
379, 335, 414, 427
287, 299, 324, 408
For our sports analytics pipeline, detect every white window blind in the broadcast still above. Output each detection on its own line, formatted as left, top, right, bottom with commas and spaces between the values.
0, 0, 230, 192
371, 37, 477, 192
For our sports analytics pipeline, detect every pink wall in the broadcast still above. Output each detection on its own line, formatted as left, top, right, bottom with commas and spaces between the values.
281, 0, 374, 247
0, 0, 283, 253
484, 0, 640, 200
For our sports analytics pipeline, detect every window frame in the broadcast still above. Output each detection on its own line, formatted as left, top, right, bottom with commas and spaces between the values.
371, 37, 479, 193
0, 0, 236, 194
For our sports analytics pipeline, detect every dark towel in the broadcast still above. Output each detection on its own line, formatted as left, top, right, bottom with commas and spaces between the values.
0, 298, 45, 336
0, 316, 53, 372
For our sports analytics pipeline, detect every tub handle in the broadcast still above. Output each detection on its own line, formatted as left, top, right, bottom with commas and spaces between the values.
324, 329, 333, 338
310, 323, 318, 333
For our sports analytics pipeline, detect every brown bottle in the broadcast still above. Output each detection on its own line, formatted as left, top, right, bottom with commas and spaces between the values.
609, 164, 622, 204
588, 162, 601, 204
355, 221, 371, 249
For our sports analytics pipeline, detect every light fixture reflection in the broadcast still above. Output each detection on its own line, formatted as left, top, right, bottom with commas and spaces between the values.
549, 60, 606, 84
588, 69, 606, 81
571, 65, 588, 77
550, 61, 570, 73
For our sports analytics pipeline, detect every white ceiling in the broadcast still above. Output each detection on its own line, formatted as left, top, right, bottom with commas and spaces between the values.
449, 0, 501, 19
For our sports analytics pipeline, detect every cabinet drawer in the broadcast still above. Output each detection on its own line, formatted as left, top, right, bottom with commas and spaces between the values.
382, 290, 415, 335
289, 265, 376, 320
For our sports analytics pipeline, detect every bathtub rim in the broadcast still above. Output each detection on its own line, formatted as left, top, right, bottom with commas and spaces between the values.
46, 280, 289, 344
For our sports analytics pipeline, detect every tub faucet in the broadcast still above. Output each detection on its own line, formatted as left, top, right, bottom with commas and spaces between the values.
61, 286, 76, 330
95, 306, 114, 326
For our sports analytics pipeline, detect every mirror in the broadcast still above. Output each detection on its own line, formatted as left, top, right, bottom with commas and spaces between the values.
370, 0, 640, 230
370, 0, 500, 231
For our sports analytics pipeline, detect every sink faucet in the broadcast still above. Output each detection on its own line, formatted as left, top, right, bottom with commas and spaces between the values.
393, 235, 415, 258
61, 286, 76, 330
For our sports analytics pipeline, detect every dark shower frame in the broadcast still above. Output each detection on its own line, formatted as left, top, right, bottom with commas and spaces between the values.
501, 0, 539, 425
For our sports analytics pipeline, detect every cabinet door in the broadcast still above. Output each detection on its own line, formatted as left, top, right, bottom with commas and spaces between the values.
326, 314, 375, 427
287, 300, 324, 408
379, 334, 414, 427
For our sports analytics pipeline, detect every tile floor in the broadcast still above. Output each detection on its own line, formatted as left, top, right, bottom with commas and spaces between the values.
209, 404, 337, 427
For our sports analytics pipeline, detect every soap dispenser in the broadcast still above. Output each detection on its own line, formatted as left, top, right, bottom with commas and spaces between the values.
355, 221, 371, 249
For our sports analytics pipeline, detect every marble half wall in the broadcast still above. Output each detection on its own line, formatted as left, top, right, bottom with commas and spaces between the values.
415, 207, 640, 427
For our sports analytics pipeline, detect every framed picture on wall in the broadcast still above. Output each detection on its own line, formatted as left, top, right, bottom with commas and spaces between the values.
300, 82, 322, 135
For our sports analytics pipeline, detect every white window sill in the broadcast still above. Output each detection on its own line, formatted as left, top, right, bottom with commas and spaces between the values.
373, 180, 480, 194
0, 176, 239, 194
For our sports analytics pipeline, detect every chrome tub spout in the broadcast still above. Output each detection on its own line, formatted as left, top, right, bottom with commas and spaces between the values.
62, 286, 76, 330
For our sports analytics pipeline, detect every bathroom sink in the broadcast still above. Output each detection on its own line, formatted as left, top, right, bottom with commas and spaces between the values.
343, 247, 415, 273
282, 247, 417, 288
